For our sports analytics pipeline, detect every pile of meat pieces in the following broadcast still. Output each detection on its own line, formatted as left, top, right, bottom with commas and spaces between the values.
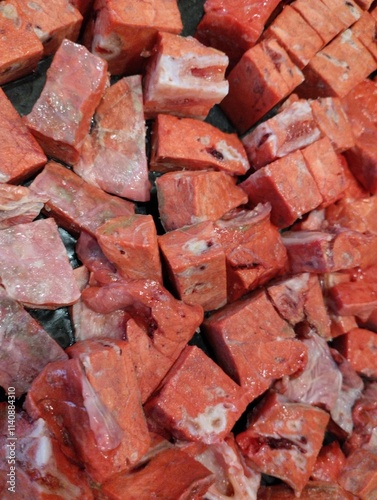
1, 0, 377, 498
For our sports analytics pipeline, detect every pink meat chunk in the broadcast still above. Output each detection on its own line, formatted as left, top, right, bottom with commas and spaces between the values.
25, 39, 108, 165
338, 449, 377, 499
202, 289, 307, 402
0, 218, 80, 309
0, 288, 68, 398
326, 195, 377, 235
0, 184, 47, 229
74, 75, 151, 202
328, 281, 377, 319
145, 345, 248, 444
334, 327, 377, 379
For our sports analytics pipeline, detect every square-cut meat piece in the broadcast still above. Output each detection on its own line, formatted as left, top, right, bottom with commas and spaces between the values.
242, 99, 321, 169
0, 218, 80, 309
86, 0, 182, 75
263, 5, 324, 69
145, 345, 248, 444
351, 11, 377, 61
239, 150, 323, 229
221, 39, 304, 134
156, 170, 247, 231
327, 281, 377, 319
338, 449, 377, 499
0, 88, 47, 184
214, 204, 288, 302
345, 131, 377, 193
29, 161, 134, 237
74, 75, 151, 202
7, 0, 83, 56
149, 114, 250, 176
25, 39, 108, 165
341, 78, 377, 137
202, 289, 307, 401
143, 32, 229, 120
334, 328, 377, 379
195, 0, 281, 70
96, 215, 162, 283
325, 195, 377, 234
320, 0, 362, 27
158, 221, 227, 311
0, 3, 43, 85
236, 391, 330, 496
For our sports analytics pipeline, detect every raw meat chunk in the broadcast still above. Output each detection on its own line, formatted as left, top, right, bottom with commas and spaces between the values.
320, 0, 362, 27
351, 11, 377, 62
257, 481, 354, 499
326, 195, 377, 234
338, 449, 377, 499
311, 441, 346, 483
334, 328, 377, 378
0, 184, 47, 229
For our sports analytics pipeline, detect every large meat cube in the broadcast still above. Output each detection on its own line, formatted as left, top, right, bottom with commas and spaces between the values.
25, 39, 108, 165
96, 215, 162, 283
214, 204, 288, 302
240, 150, 323, 228
143, 32, 229, 120
326, 195, 377, 235
158, 221, 227, 311
236, 391, 330, 496
320, 0, 362, 27
156, 170, 247, 231
0, 89, 47, 184
0, 218, 80, 309
344, 131, 377, 194
6, 0, 83, 56
86, 0, 182, 75
195, 0, 281, 70
149, 114, 250, 176
327, 281, 377, 319
263, 5, 324, 69
74, 75, 151, 202
351, 11, 377, 61
202, 289, 307, 401
0, 184, 47, 229
338, 449, 377, 499
334, 328, 377, 379
145, 345, 248, 444
221, 39, 304, 134
242, 99, 321, 169
29, 161, 134, 237
0, 3, 43, 85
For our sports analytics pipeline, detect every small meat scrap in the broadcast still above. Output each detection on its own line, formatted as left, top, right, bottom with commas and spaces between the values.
338, 449, 377, 499
220, 38, 304, 134
241, 99, 321, 169
236, 391, 330, 496
29, 161, 134, 237
158, 220, 227, 311
86, 0, 182, 75
100, 447, 215, 500
0, 3, 43, 85
0, 408, 93, 499
149, 114, 250, 176
25, 39, 108, 165
311, 441, 346, 483
156, 170, 247, 231
262, 5, 324, 69
6, 0, 83, 56
143, 32, 229, 120
350, 11, 377, 62
195, 0, 281, 70
309, 97, 354, 152
334, 328, 377, 379
214, 204, 288, 302
96, 215, 162, 283
0, 218, 80, 309
202, 289, 307, 401
0, 288, 68, 397
144, 345, 248, 444
239, 150, 323, 229
74, 75, 151, 202
0, 184, 47, 229
0, 88, 47, 184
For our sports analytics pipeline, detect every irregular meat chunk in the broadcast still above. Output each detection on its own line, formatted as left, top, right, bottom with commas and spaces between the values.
0, 184, 47, 229
311, 441, 346, 483
338, 449, 377, 499
334, 327, 377, 379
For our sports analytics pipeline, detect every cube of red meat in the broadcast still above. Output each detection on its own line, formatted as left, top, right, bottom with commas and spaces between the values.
100, 447, 215, 499
86, 0, 182, 75
145, 345, 248, 444
326, 195, 377, 235
333, 328, 377, 379
220, 39, 304, 134
7, 0, 83, 56
158, 221, 227, 311
0, 4, 43, 85
29, 162, 135, 237
338, 449, 377, 499
149, 114, 250, 176
236, 391, 330, 496
202, 289, 307, 401
341, 78, 377, 137
214, 205, 288, 302
263, 5, 324, 69
0, 88, 47, 184
345, 131, 377, 194
0, 184, 47, 229
320, 0, 362, 27
96, 215, 162, 283
329, 313, 358, 339
195, 0, 281, 70
240, 150, 323, 228
311, 441, 346, 483
351, 11, 377, 62
143, 32, 229, 120
156, 170, 247, 231
242, 99, 321, 169
327, 281, 377, 319
25, 39, 108, 165
74, 75, 151, 202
